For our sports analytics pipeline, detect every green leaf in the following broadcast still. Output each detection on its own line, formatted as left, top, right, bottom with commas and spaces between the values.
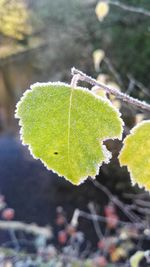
119, 121, 150, 190
15, 82, 123, 185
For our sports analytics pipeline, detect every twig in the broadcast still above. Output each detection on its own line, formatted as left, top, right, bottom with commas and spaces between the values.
71, 67, 150, 112
9, 229, 20, 251
104, 57, 123, 87
71, 209, 80, 227
105, 0, 150, 17
134, 207, 150, 216
88, 202, 104, 239
127, 74, 150, 97
126, 78, 135, 95
77, 210, 144, 229
134, 199, 150, 208
123, 192, 149, 199
0, 221, 52, 238
89, 178, 143, 224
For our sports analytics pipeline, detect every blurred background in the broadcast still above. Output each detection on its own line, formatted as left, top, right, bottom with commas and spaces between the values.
0, 0, 150, 266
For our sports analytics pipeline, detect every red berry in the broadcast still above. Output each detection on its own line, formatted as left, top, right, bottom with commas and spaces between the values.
95, 256, 108, 267
97, 239, 105, 250
56, 215, 66, 226
58, 230, 67, 244
106, 214, 119, 229
2, 208, 15, 220
108, 244, 116, 254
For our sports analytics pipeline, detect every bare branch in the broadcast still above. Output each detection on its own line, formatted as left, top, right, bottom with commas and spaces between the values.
0, 221, 52, 238
123, 192, 149, 199
105, 0, 150, 17
89, 178, 143, 224
134, 199, 150, 208
88, 202, 103, 239
71, 67, 150, 112
104, 57, 123, 87
72, 209, 145, 229
127, 74, 150, 97
134, 207, 150, 215
126, 78, 135, 95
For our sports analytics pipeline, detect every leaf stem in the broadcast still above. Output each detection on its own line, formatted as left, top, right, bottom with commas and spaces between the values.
71, 67, 150, 112
71, 74, 81, 88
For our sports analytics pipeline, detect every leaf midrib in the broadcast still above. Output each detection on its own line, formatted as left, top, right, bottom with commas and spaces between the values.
67, 87, 74, 173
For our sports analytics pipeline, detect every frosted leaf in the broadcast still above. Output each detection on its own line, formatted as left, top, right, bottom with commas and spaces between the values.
16, 82, 123, 185
119, 121, 150, 190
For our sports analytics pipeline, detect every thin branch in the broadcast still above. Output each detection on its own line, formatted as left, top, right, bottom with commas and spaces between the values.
126, 78, 135, 95
88, 202, 104, 239
89, 178, 143, 224
105, 0, 150, 17
76, 209, 145, 229
71, 208, 80, 227
134, 199, 150, 208
0, 221, 52, 238
127, 74, 150, 97
104, 57, 123, 87
123, 192, 149, 199
9, 229, 20, 251
134, 207, 150, 216
71, 67, 150, 112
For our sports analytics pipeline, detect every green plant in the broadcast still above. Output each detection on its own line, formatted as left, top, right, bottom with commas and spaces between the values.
0, 0, 31, 40
15, 67, 150, 190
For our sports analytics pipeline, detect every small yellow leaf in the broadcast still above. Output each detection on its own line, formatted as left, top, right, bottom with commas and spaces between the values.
93, 49, 105, 71
95, 1, 110, 21
96, 74, 109, 97
95, 78, 121, 108
106, 82, 121, 108
97, 74, 109, 83
135, 114, 145, 124
91, 86, 107, 98
107, 82, 120, 101
111, 247, 127, 262
112, 99, 121, 109
130, 251, 144, 267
